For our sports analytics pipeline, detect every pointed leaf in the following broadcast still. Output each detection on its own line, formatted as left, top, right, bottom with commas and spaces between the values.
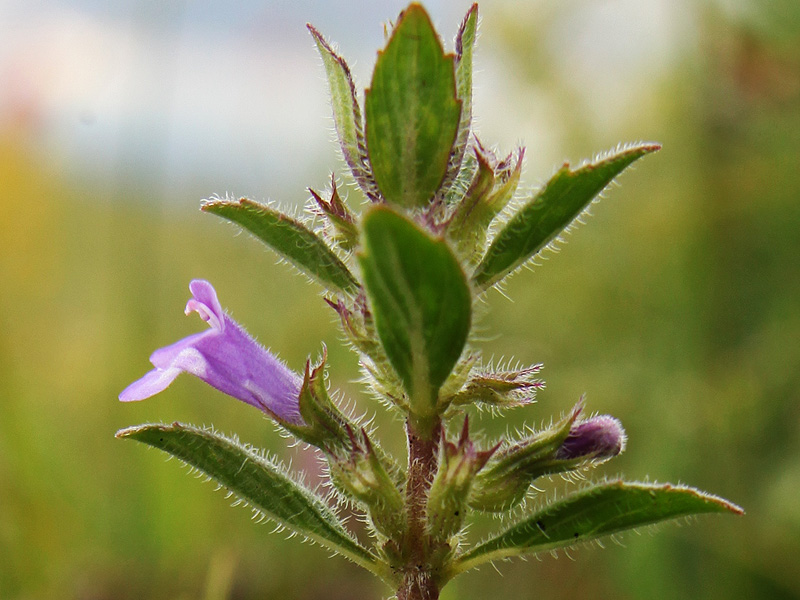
117, 423, 387, 579
365, 4, 461, 208
358, 207, 471, 417
441, 3, 479, 192
203, 198, 359, 293
308, 25, 380, 202
473, 143, 661, 290
449, 480, 743, 578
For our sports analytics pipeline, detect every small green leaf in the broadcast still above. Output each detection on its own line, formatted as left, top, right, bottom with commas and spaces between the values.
472, 143, 661, 290
441, 3, 479, 192
202, 198, 359, 293
117, 423, 388, 580
449, 480, 743, 578
365, 4, 461, 208
308, 25, 380, 202
358, 207, 471, 418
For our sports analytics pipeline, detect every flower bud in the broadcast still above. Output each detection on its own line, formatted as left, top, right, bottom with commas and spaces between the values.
325, 294, 407, 409
555, 415, 626, 461
469, 403, 626, 512
449, 362, 544, 408
426, 418, 497, 544
327, 426, 406, 539
309, 175, 359, 252
447, 140, 525, 262
280, 348, 351, 450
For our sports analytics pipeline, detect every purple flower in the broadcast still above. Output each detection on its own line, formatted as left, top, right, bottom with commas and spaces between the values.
556, 415, 626, 461
119, 279, 303, 425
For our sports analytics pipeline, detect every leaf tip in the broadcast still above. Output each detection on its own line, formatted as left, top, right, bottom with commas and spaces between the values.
694, 487, 745, 516
115, 425, 137, 439
115, 423, 160, 439
116, 422, 183, 440
307, 23, 330, 50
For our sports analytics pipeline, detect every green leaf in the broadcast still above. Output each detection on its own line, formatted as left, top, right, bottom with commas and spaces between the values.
449, 480, 743, 578
117, 423, 388, 580
202, 198, 359, 293
307, 25, 380, 202
358, 207, 471, 418
365, 4, 461, 208
472, 143, 661, 290
441, 3, 479, 192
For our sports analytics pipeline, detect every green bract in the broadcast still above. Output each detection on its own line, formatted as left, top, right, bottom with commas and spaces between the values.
119, 5, 742, 600
450, 481, 743, 579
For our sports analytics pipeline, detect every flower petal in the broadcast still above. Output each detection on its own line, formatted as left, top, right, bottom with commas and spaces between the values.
186, 279, 225, 330
556, 415, 626, 461
119, 280, 304, 426
149, 331, 209, 369
119, 366, 182, 402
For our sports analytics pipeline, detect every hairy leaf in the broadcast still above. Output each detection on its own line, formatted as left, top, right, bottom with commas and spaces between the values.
473, 143, 661, 290
308, 25, 380, 202
359, 207, 471, 417
365, 4, 461, 208
449, 480, 743, 578
117, 423, 388, 579
203, 198, 358, 293
441, 3, 479, 192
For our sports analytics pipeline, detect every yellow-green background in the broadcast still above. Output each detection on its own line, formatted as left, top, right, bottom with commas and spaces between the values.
2, 0, 798, 598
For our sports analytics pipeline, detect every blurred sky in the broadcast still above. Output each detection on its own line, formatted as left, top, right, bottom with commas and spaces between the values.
0, 0, 719, 202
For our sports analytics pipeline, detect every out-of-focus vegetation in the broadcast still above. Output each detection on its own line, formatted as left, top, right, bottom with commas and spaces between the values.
1, 1, 799, 599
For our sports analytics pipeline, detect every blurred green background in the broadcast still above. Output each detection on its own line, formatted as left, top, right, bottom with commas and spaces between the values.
1, 0, 798, 598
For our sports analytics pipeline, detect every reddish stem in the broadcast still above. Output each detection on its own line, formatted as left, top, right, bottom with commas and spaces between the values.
397, 418, 442, 600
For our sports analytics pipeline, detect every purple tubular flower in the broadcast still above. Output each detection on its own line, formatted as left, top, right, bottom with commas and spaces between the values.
119, 279, 304, 426
556, 415, 626, 461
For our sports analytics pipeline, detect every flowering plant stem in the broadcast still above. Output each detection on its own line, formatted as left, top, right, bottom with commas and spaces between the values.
400, 418, 443, 600
117, 4, 743, 599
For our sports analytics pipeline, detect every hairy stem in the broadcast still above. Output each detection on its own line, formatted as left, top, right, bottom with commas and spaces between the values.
397, 417, 442, 600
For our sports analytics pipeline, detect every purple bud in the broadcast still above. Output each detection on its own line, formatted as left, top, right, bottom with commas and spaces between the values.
556, 415, 626, 461
119, 279, 303, 425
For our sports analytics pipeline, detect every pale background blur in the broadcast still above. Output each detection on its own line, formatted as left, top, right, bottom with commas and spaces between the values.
2, 0, 799, 598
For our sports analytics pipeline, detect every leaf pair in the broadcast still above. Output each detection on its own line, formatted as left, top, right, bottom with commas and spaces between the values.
118, 424, 742, 584
201, 5, 479, 298
200, 142, 661, 303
